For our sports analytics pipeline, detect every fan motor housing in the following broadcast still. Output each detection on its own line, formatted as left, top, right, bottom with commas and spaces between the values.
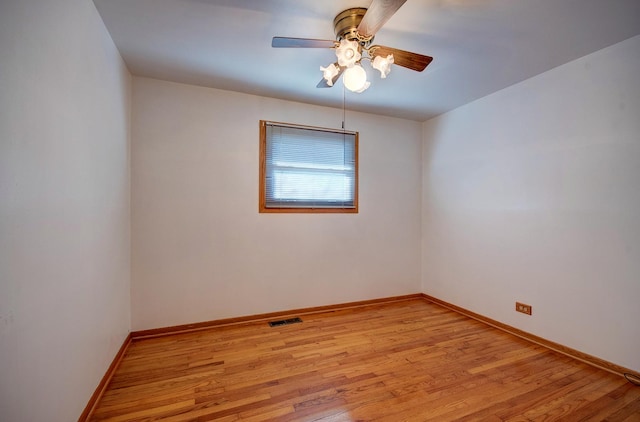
333, 8, 372, 44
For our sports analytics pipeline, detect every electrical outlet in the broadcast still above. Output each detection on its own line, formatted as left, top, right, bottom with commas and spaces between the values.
516, 302, 532, 315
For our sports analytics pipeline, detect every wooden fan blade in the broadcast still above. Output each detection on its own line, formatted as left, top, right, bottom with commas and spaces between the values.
272, 37, 337, 48
370, 45, 433, 72
317, 65, 345, 88
357, 0, 407, 38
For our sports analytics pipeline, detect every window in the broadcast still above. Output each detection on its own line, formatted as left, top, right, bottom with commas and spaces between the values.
259, 120, 358, 213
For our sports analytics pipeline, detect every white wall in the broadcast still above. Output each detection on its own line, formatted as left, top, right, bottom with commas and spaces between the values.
422, 35, 640, 371
0, 0, 131, 420
131, 77, 422, 330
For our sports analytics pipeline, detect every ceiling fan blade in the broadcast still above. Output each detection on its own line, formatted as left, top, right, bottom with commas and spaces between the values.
317, 64, 345, 88
316, 79, 333, 88
272, 37, 337, 48
357, 0, 407, 38
370, 45, 433, 72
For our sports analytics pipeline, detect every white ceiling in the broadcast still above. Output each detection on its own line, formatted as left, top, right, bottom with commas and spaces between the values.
93, 0, 640, 121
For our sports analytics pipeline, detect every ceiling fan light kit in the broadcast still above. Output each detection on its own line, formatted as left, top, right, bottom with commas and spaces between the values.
272, 0, 433, 93
332, 38, 369, 92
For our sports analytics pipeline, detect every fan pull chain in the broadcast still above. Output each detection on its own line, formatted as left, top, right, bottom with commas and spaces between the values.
342, 81, 346, 130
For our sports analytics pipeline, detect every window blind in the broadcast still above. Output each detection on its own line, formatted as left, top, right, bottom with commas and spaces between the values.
264, 122, 357, 209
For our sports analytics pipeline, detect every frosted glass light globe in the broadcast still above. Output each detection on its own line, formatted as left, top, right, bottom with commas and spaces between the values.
343, 64, 370, 93
335, 39, 361, 68
372, 54, 394, 78
320, 63, 340, 86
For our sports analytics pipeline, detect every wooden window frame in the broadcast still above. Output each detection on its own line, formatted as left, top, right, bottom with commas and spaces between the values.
259, 120, 359, 214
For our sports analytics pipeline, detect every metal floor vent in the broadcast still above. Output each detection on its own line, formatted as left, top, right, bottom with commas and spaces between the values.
268, 317, 302, 327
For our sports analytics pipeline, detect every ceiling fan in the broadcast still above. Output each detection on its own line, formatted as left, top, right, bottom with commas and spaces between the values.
272, 0, 433, 93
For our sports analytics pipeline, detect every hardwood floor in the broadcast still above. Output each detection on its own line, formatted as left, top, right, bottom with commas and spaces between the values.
91, 299, 640, 421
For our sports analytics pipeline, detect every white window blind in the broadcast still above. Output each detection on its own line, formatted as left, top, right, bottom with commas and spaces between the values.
263, 121, 357, 209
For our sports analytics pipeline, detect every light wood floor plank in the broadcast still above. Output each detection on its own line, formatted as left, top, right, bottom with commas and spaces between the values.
91, 299, 640, 421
